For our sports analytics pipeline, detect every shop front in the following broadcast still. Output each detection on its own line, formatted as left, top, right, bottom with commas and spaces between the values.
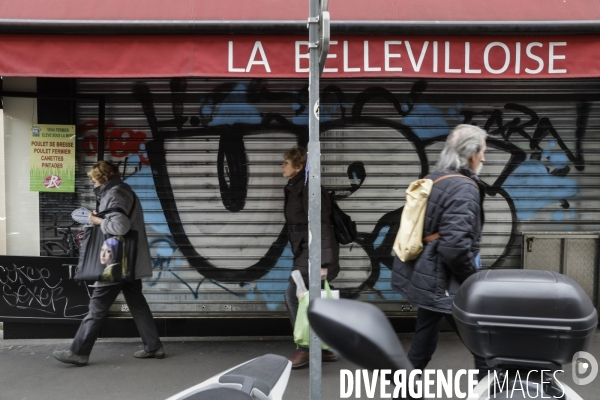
0, 0, 599, 337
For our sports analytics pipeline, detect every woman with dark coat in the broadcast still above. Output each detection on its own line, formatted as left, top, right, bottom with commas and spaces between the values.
53, 160, 164, 366
282, 146, 340, 368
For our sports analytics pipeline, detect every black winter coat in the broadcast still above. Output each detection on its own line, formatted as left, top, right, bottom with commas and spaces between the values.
391, 168, 485, 313
284, 169, 340, 284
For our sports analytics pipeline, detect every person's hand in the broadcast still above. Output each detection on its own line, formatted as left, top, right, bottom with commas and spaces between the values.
320, 267, 327, 280
89, 211, 103, 226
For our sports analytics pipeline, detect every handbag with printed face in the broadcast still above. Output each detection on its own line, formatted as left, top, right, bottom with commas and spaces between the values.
98, 233, 137, 283
74, 197, 138, 283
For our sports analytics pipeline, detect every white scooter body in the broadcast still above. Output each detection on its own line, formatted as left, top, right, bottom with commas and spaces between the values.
166, 354, 291, 400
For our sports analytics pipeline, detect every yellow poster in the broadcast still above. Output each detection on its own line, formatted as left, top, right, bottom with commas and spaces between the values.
30, 124, 76, 192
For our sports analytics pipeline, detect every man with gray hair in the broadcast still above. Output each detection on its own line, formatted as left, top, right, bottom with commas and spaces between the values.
392, 124, 490, 381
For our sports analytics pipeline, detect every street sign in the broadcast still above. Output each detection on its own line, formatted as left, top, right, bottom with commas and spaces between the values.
318, 11, 330, 76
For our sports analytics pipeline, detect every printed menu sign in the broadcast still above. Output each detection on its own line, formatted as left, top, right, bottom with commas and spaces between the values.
30, 124, 76, 192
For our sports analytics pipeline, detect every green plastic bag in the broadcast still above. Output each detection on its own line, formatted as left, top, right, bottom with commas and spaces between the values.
293, 280, 333, 350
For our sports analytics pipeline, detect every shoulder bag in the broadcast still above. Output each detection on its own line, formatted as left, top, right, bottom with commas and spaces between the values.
74, 194, 139, 283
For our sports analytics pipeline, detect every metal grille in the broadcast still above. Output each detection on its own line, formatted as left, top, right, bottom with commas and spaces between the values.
522, 238, 562, 273
72, 78, 600, 317
523, 233, 599, 307
566, 238, 599, 301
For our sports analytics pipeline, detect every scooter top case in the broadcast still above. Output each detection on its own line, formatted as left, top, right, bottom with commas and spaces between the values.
453, 269, 597, 369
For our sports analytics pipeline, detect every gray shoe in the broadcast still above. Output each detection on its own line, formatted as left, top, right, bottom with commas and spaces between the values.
53, 350, 88, 366
134, 347, 165, 359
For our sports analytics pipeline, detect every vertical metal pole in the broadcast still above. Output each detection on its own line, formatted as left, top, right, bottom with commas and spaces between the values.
308, 0, 322, 398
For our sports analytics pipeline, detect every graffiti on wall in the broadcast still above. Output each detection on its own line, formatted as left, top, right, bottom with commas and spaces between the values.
0, 257, 91, 319
79, 79, 589, 305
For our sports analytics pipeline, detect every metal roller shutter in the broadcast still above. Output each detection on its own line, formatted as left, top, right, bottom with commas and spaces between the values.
74, 78, 600, 317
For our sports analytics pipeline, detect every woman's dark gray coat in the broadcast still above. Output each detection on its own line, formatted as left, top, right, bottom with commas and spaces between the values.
94, 177, 153, 280
284, 169, 340, 283
392, 168, 485, 313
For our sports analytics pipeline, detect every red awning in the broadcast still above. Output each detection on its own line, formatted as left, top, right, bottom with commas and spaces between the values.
0, 34, 598, 79
1, 0, 600, 22
0, 0, 599, 78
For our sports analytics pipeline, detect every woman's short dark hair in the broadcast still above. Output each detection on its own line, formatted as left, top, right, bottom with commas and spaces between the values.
87, 160, 120, 184
284, 146, 308, 169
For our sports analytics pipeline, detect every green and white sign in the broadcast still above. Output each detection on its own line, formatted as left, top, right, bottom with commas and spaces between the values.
30, 124, 76, 192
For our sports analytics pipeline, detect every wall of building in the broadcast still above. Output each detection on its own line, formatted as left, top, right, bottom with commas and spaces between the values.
2, 77, 39, 256
67, 78, 600, 317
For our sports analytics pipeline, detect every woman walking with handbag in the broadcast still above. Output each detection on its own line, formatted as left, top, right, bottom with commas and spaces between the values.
281, 146, 340, 368
53, 160, 164, 366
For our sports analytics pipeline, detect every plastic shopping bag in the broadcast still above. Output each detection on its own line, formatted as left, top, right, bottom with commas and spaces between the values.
293, 280, 334, 349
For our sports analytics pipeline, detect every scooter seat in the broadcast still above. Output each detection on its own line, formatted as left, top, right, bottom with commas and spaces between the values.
218, 354, 289, 396
179, 387, 253, 400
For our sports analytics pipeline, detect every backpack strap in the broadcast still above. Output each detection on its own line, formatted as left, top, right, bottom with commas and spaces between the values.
423, 232, 440, 243
422, 174, 479, 244
97, 186, 137, 219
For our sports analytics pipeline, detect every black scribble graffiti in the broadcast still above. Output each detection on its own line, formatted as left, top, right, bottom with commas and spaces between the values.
133, 81, 306, 283
127, 78, 588, 297
455, 102, 587, 267
330, 85, 585, 272
217, 131, 248, 212
461, 102, 586, 195
118, 156, 146, 180
0, 264, 89, 318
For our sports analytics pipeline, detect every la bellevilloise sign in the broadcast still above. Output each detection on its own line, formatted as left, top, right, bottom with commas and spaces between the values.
0, 34, 598, 78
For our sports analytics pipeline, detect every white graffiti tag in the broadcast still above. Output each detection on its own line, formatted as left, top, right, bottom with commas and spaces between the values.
0, 264, 87, 318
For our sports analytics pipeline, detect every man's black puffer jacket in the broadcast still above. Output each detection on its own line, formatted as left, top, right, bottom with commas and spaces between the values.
392, 168, 485, 313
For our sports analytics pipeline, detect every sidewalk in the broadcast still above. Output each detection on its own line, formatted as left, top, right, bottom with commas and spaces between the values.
1, 330, 598, 400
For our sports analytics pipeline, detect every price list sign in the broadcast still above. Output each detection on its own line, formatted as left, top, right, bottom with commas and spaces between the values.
30, 124, 76, 192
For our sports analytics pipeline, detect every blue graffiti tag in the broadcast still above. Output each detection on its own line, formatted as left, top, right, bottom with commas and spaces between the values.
502, 159, 578, 221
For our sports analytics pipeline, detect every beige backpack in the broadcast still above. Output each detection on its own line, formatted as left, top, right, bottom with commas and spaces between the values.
393, 175, 470, 262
